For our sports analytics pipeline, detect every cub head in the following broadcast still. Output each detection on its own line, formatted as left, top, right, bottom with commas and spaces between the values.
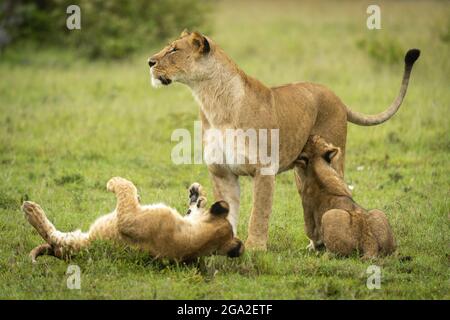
296, 135, 351, 196
184, 189, 244, 259
208, 200, 244, 258
148, 30, 212, 87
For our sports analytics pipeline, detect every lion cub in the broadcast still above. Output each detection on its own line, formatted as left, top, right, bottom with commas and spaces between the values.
295, 136, 396, 259
22, 177, 244, 263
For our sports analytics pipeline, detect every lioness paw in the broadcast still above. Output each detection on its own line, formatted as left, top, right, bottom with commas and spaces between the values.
245, 238, 267, 252
306, 240, 316, 252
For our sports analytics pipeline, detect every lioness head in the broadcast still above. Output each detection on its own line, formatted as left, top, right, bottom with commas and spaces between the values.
296, 135, 351, 197
148, 30, 212, 87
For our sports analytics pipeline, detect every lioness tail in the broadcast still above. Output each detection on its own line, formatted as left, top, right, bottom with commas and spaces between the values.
346, 49, 420, 126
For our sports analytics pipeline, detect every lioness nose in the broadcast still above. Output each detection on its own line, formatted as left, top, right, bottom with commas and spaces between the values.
148, 59, 156, 67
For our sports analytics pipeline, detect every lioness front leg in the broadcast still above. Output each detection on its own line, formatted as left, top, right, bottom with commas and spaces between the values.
294, 169, 321, 251
208, 166, 240, 235
246, 174, 275, 251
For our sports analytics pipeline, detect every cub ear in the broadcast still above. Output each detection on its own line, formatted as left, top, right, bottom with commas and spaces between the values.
190, 31, 210, 54
210, 200, 229, 216
180, 28, 190, 37
309, 135, 322, 144
323, 146, 340, 163
296, 153, 309, 169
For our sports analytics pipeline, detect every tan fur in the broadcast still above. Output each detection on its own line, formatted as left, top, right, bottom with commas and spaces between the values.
296, 135, 396, 258
21, 177, 244, 263
148, 31, 418, 250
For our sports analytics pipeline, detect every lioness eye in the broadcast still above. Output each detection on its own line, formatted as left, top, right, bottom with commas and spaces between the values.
168, 47, 178, 54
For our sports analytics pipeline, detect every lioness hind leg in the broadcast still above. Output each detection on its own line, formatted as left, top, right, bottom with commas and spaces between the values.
311, 103, 347, 177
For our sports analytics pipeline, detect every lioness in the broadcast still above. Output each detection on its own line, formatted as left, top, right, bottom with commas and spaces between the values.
148, 30, 419, 250
296, 135, 396, 258
22, 177, 244, 263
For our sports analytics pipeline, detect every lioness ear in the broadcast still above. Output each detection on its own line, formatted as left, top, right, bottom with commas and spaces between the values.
323, 147, 340, 163
190, 31, 210, 54
180, 28, 190, 37
210, 200, 229, 216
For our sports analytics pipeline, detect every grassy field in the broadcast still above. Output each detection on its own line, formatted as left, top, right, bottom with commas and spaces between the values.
1, 0, 449, 299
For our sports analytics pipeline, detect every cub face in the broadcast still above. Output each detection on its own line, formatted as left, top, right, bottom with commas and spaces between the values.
185, 183, 244, 259
295, 135, 351, 198
208, 200, 244, 258
295, 135, 341, 188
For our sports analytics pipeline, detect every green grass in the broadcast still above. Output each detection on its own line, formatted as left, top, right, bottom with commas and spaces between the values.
1, 0, 449, 299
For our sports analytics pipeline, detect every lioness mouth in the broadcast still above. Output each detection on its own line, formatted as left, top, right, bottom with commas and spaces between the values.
158, 76, 172, 85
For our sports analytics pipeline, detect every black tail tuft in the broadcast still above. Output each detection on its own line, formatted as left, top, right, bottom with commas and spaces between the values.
405, 49, 420, 66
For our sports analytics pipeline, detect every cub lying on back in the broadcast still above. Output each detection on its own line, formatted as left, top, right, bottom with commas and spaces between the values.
295, 135, 396, 258
21, 177, 244, 263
